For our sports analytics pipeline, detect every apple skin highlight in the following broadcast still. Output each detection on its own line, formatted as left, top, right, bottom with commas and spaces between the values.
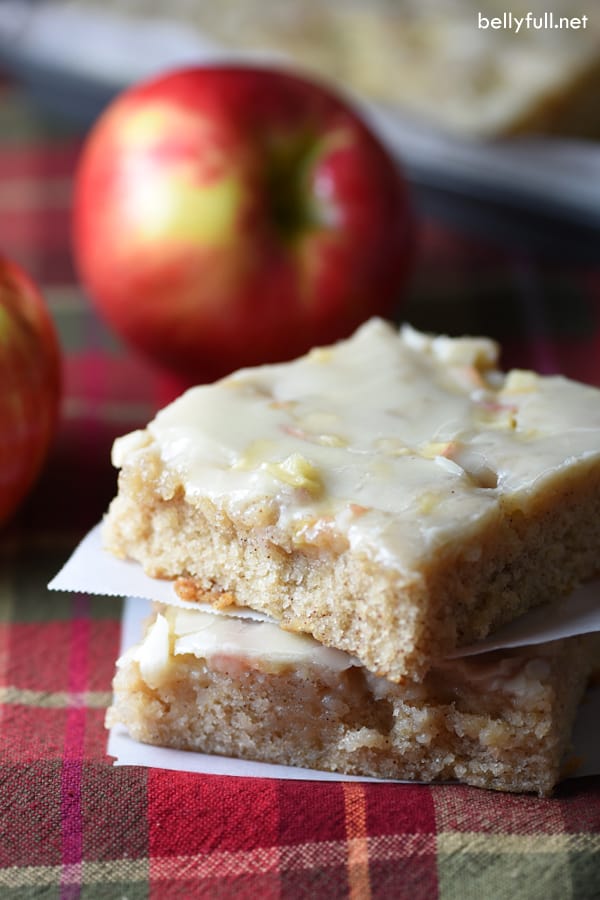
73, 66, 414, 383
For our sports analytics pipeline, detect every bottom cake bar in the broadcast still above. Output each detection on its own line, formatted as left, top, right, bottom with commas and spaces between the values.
106, 604, 598, 796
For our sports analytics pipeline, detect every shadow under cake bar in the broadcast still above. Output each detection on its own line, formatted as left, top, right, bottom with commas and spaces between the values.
103, 319, 600, 682
106, 602, 599, 795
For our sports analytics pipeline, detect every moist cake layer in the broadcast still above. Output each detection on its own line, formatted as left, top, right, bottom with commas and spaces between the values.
103, 319, 600, 681
106, 604, 599, 795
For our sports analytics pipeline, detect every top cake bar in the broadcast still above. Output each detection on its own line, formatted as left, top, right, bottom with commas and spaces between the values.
103, 319, 600, 681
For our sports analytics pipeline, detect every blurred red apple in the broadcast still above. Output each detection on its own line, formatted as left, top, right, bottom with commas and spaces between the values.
73, 66, 414, 382
0, 258, 61, 525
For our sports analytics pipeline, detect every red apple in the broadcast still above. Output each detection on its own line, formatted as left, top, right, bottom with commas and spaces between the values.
73, 66, 414, 382
0, 258, 61, 525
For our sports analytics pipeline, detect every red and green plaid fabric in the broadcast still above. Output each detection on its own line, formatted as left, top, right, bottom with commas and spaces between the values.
1, 77, 599, 899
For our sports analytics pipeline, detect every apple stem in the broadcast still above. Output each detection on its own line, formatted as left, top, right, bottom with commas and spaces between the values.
265, 133, 319, 241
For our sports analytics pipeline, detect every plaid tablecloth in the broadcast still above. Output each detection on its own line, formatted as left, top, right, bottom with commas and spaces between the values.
1, 76, 599, 899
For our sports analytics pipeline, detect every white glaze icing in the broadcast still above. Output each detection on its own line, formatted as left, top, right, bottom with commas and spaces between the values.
112, 319, 600, 569
171, 607, 354, 670
126, 605, 558, 696
123, 612, 170, 690
127, 606, 355, 679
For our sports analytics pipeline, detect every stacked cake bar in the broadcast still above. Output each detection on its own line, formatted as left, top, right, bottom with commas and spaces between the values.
104, 319, 600, 794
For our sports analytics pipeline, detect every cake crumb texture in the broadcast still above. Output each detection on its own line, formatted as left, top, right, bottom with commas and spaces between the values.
107, 609, 599, 796
103, 321, 600, 681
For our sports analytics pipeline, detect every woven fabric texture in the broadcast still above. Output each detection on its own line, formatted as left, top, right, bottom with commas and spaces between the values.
0, 77, 599, 900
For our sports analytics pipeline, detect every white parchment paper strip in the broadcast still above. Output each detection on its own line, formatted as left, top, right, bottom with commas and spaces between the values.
49, 523, 271, 620
50, 523, 600, 655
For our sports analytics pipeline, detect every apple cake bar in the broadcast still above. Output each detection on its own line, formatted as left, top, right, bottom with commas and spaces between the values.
103, 319, 600, 682
106, 602, 599, 795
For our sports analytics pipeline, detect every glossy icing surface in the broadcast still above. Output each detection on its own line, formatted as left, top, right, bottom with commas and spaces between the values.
112, 319, 600, 568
